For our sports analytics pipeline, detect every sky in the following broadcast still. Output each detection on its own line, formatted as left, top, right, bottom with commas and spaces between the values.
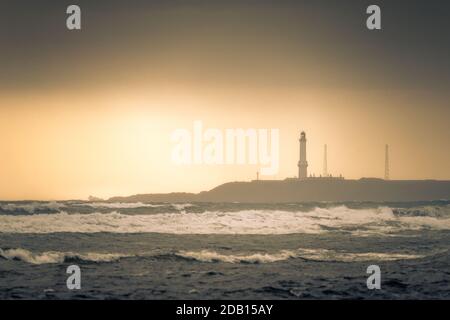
0, 0, 449, 200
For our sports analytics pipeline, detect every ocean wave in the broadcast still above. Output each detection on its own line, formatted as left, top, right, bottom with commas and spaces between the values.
392, 205, 450, 218
0, 202, 65, 214
176, 248, 424, 264
73, 202, 195, 211
85, 202, 166, 209
0, 247, 426, 265
176, 249, 295, 263
0, 206, 449, 235
171, 203, 195, 211
0, 248, 132, 265
0, 201, 196, 214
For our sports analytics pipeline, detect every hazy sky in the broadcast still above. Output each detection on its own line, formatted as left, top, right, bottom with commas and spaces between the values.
0, 0, 449, 200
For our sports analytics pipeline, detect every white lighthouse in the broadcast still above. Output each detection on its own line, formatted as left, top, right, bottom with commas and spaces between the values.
298, 131, 308, 179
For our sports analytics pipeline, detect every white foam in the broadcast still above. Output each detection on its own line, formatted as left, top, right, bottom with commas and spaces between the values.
0, 247, 424, 265
176, 248, 424, 264
85, 202, 165, 209
393, 205, 450, 218
84, 202, 194, 211
171, 203, 195, 210
0, 206, 449, 235
0, 248, 131, 265
176, 249, 296, 263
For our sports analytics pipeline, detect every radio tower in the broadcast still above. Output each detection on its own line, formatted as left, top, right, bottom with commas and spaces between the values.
384, 144, 389, 180
323, 144, 328, 177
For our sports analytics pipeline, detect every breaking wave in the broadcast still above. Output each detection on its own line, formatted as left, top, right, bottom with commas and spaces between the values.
0, 202, 66, 214
85, 202, 166, 209
0, 247, 426, 265
392, 205, 450, 218
85, 202, 194, 210
0, 248, 132, 265
171, 203, 195, 211
176, 248, 425, 264
0, 201, 196, 213
0, 206, 449, 235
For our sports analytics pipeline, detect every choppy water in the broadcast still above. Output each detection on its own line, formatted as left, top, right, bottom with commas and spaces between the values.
0, 201, 449, 299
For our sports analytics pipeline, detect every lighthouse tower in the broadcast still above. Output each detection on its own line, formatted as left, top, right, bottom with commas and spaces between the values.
298, 131, 308, 179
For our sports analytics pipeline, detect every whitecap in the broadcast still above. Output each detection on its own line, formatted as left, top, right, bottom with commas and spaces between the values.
175, 248, 425, 264
85, 202, 166, 209
0, 206, 449, 235
0, 248, 132, 265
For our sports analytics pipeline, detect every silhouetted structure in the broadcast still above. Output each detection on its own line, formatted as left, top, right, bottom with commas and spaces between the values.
291, 131, 343, 181
110, 132, 448, 203
298, 131, 308, 179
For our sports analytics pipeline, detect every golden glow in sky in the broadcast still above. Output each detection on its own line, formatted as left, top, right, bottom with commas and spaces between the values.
0, 1, 449, 199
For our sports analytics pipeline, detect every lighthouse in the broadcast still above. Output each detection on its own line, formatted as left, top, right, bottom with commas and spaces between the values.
298, 131, 308, 179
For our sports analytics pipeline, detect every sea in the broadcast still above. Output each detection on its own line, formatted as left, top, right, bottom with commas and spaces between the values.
0, 200, 449, 299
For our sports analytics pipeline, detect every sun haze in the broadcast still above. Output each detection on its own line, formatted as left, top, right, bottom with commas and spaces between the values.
0, 1, 449, 200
